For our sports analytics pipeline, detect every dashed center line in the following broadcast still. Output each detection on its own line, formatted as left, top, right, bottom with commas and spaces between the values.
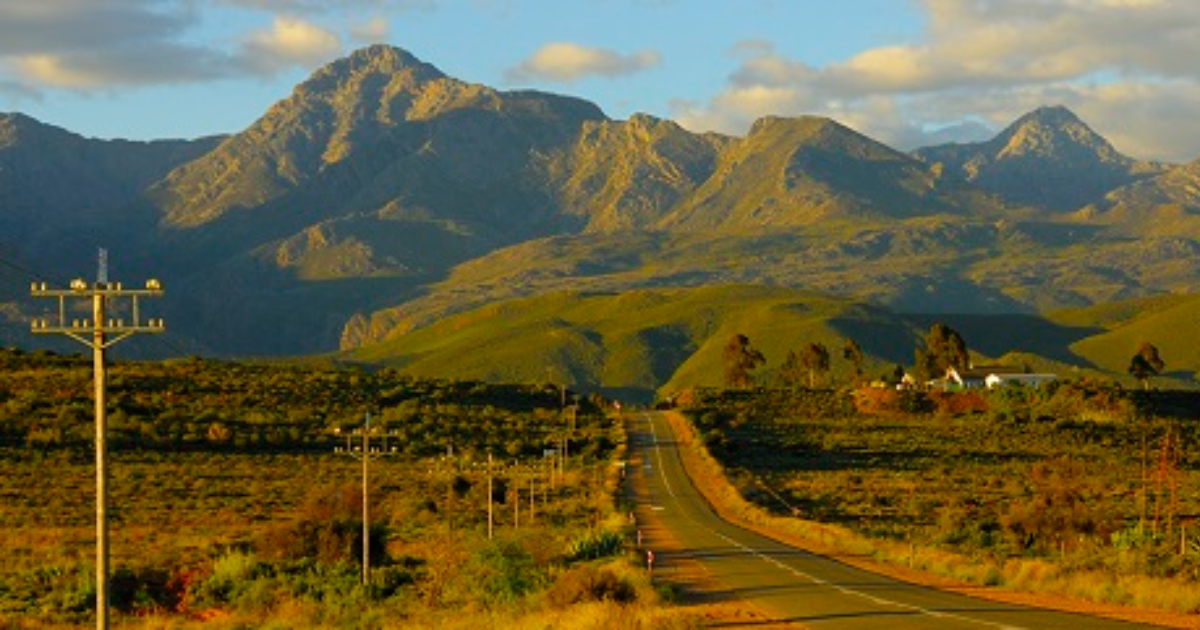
638, 413, 1026, 630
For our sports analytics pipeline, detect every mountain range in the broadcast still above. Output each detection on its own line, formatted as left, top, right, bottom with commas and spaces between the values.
4, 45, 1200, 399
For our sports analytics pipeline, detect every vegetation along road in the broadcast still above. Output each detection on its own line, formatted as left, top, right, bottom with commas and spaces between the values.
630, 411, 1155, 629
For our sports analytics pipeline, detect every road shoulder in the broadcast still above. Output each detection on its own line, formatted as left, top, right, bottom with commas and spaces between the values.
626, 414, 805, 628
654, 410, 1200, 630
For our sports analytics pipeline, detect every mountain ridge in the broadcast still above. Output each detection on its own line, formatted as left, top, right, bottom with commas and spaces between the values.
914, 105, 1167, 211
3, 45, 1200, 388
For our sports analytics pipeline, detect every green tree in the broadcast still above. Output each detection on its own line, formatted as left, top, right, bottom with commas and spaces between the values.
779, 342, 830, 389
723, 334, 765, 389
800, 342, 831, 388
842, 338, 864, 384
778, 350, 806, 389
914, 323, 969, 382
1128, 342, 1165, 390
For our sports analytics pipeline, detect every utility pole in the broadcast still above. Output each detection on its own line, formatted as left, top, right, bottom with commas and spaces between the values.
30, 252, 164, 630
559, 403, 577, 481
487, 451, 494, 539
335, 412, 396, 585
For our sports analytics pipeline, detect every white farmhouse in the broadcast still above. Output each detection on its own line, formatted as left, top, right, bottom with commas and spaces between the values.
942, 366, 1057, 390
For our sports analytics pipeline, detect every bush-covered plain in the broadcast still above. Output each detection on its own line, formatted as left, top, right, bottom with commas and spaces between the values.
0, 348, 695, 629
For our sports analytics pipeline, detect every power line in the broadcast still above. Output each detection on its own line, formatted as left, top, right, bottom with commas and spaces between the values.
2, 249, 197, 358
0, 250, 66, 286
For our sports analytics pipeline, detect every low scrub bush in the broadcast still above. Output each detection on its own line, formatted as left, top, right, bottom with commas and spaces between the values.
0, 563, 93, 619
256, 484, 389, 567
109, 565, 178, 614
473, 540, 543, 606
566, 531, 624, 561
545, 566, 635, 608
190, 550, 263, 607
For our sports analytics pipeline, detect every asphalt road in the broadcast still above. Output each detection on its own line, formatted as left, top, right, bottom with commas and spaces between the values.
630, 412, 1159, 629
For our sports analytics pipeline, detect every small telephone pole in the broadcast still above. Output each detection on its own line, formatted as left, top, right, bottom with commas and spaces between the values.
30, 251, 164, 630
487, 451, 494, 539
335, 412, 396, 585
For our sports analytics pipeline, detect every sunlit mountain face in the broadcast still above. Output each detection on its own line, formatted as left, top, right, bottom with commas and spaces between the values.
4, 46, 1200, 395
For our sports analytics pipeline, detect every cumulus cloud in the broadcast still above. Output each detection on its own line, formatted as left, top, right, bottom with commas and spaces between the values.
0, 1, 191, 56
0, 1, 240, 91
239, 16, 342, 74
1066, 81, 1200, 162
0, 1, 348, 95
13, 46, 230, 90
674, 0, 1200, 162
350, 16, 391, 44
216, 0, 437, 14
506, 42, 661, 84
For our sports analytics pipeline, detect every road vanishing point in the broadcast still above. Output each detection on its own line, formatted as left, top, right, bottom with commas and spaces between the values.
630, 412, 1158, 629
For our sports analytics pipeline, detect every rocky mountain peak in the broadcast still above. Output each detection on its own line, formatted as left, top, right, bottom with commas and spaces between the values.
995, 105, 1126, 164
149, 45, 484, 227
914, 105, 1162, 211
295, 45, 446, 100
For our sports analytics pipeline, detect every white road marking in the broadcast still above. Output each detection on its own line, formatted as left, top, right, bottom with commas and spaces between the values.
640, 413, 1027, 630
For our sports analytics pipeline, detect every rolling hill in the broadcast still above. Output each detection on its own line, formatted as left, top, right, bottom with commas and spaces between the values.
1058, 293, 1200, 379
345, 284, 923, 400
342, 281, 1190, 401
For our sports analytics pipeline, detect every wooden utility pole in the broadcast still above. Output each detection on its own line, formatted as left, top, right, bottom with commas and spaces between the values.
335, 412, 396, 585
488, 451, 494, 539
30, 252, 164, 630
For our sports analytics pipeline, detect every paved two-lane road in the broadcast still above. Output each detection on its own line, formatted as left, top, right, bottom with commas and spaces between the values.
630, 412, 1159, 629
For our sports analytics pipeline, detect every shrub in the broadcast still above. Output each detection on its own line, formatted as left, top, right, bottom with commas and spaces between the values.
852, 388, 932, 415
3, 564, 94, 617
256, 484, 389, 567
191, 550, 262, 607
473, 540, 542, 606
1001, 458, 1114, 554
109, 565, 175, 614
928, 391, 988, 416
566, 531, 624, 561
545, 566, 635, 608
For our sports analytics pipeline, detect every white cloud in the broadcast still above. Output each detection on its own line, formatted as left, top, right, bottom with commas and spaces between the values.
0, 0, 221, 91
218, 0, 437, 14
675, 0, 1200, 162
1067, 81, 1200, 162
240, 16, 342, 74
506, 42, 661, 84
16, 55, 112, 90
350, 16, 390, 44
11, 44, 229, 91
0, 1, 346, 94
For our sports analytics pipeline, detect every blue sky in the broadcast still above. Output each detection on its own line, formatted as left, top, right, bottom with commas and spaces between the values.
3, 1, 1200, 162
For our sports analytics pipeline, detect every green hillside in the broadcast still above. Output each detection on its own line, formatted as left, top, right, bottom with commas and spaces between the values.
345, 285, 922, 401
1065, 293, 1200, 380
